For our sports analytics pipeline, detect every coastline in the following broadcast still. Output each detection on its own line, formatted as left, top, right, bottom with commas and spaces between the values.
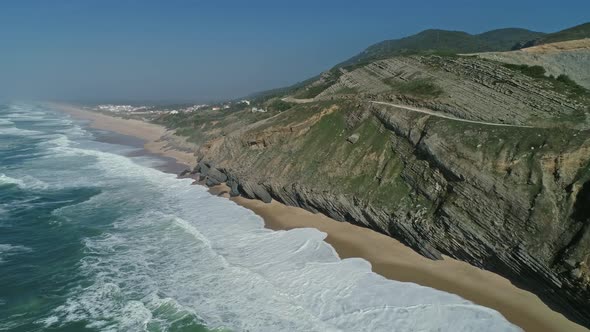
52, 102, 198, 168
54, 103, 589, 332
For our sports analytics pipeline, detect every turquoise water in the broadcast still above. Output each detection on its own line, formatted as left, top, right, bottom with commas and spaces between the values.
0, 103, 520, 332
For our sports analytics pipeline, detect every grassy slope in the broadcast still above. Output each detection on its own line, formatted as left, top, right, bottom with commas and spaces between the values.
477, 28, 547, 49
297, 109, 410, 206
536, 22, 590, 45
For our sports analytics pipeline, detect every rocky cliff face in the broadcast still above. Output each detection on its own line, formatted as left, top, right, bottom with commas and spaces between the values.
320, 54, 588, 128
476, 39, 590, 90
167, 52, 590, 327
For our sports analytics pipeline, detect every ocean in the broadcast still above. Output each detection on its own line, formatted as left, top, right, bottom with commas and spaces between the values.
0, 103, 520, 332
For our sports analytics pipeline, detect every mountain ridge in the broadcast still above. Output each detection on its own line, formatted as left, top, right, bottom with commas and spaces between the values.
519, 22, 590, 48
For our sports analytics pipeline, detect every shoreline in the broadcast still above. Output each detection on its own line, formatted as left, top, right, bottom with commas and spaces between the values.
52, 102, 198, 168
54, 103, 589, 332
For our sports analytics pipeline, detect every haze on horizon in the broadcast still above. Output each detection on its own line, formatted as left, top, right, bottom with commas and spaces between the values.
0, 0, 588, 103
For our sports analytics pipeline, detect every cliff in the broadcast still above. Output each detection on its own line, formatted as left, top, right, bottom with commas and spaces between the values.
159, 43, 590, 327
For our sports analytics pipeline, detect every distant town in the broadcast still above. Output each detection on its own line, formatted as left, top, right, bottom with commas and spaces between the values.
88, 99, 268, 119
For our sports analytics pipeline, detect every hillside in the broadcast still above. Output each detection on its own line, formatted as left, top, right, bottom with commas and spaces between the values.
476, 39, 590, 89
260, 23, 589, 101
526, 22, 590, 47
252, 27, 547, 100
149, 24, 590, 329
478, 28, 549, 49
338, 28, 545, 67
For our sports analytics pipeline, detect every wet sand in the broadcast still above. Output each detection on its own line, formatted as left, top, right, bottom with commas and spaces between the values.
55, 103, 589, 332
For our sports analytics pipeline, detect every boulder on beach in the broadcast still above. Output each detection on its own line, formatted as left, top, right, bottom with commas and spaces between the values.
238, 180, 272, 203
178, 169, 191, 178
206, 177, 221, 187
227, 180, 240, 197
253, 185, 272, 203
207, 167, 228, 183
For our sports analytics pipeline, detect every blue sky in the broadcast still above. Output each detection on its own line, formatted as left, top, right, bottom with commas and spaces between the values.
0, 0, 588, 103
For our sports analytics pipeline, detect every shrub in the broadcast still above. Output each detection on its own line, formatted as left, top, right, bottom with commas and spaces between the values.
269, 99, 294, 112
384, 78, 444, 98
503, 64, 546, 78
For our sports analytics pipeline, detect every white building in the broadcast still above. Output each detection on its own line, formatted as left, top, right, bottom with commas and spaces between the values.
96, 104, 150, 113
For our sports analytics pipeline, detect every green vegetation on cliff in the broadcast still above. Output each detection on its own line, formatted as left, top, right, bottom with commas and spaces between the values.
293, 69, 343, 99
303, 109, 409, 205
502, 63, 547, 78
502, 63, 590, 101
534, 22, 590, 45
383, 78, 444, 99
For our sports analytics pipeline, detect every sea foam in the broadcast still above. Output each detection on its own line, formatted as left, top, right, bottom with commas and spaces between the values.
0, 173, 49, 190
47, 138, 520, 331
0, 244, 32, 264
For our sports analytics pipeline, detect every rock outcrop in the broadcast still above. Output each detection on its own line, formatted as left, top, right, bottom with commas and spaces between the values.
318, 54, 588, 129
347, 133, 360, 144
476, 39, 590, 89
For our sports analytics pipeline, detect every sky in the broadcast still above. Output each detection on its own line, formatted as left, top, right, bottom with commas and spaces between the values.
0, 0, 588, 103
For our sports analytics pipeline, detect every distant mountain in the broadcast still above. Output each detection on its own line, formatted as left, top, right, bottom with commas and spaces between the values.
340, 28, 545, 67
519, 22, 590, 48
478, 28, 548, 50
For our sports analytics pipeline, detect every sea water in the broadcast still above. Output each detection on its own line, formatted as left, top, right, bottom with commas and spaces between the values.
0, 103, 521, 331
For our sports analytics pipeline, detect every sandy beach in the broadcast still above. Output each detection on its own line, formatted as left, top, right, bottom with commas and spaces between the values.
55, 104, 588, 332
53, 103, 198, 168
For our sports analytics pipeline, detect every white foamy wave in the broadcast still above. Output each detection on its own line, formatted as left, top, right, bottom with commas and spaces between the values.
46, 148, 520, 331
37, 134, 71, 149
47, 282, 148, 331
0, 173, 49, 190
29, 117, 74, 128
0, 126, 45, 137
4, 105, 49, 121
45, 139, 183, 189
0, 174, 28, 188
0, 118, 14, 126
1, 147, 46, 161
57, 123, 87, 138
8, 104, 34, 112
3, 113, 48, 123
0, 244, 32, 264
